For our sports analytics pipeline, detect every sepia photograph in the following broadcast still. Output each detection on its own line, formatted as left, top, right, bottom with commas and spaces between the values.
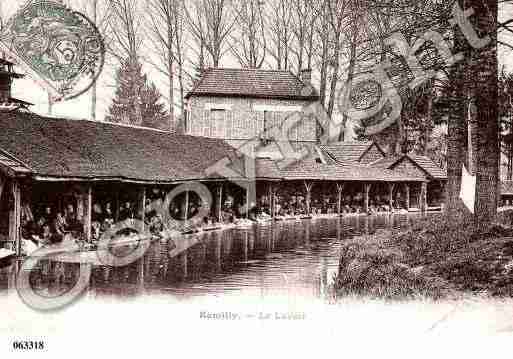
0, 0, 512, 357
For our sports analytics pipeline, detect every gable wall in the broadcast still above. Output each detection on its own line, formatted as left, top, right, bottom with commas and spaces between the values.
186, 95, 318, 143
360, 145, 385, 164
391, 159, 429, 180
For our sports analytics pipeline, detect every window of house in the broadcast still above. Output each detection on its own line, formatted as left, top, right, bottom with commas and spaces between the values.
211, 108, 225, 121
261, 110, 269, 140
211, 109, 225, 137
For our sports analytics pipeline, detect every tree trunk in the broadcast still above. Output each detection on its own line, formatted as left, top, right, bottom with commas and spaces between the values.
168, 17, 174, 132
471, 0, 498, 228
423, 84, 434, 156
445, 3, 469, 218
327, 34, 342, 119
340, 22, 358, 142
91, 0, 97, 122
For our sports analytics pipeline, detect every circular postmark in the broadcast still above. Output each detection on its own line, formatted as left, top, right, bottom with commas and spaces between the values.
337, 66, 402, 136
0, 0, 105, 101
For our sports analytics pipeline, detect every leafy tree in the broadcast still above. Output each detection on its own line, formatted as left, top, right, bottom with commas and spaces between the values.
106, 57, 169, 130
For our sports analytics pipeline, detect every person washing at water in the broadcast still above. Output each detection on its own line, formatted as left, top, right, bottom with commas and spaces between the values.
119, 201, 135, 221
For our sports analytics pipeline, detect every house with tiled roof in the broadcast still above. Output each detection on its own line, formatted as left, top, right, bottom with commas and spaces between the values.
183, 68, 443, 210
185, 67, 320, 158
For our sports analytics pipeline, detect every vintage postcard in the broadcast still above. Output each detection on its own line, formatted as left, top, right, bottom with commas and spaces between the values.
0, 0, 512, 357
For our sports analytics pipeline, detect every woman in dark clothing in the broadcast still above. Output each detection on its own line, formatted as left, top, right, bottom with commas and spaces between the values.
119, 201, 134, 221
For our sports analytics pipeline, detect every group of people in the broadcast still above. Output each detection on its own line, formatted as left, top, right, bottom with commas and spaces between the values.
22, 204, 83, 246
18, 189, 409, 251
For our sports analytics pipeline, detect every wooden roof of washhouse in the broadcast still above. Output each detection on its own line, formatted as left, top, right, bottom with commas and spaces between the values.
319, 141, 385, 163
372, 154, 447, 180
0, 112, 426, 184
0, 112, 244, 183
185, 68, 319, 101
278, 159, 425, 182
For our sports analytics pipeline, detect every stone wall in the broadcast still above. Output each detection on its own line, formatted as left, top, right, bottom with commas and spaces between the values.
186, 95, 318, 143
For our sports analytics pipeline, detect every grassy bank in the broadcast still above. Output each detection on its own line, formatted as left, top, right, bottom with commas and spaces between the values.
334, 207, 513, 300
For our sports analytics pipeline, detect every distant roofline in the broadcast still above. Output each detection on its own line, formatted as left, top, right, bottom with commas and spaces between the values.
371, 153, 447, 180
20, 112, 239, 144
185, 67, 320, 100
185, 92, 320, 101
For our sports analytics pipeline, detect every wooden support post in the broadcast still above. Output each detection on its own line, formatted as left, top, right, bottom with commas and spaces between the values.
304, 181, 313, 215
0, 176, 4, 203
337, 183, 344, 216
420, 182, 428, 213
405, 183, 410, 211
140, 186, 146, 231
388, 183, 395, 212
115, 188, 120, 221
217, 184, 223, 223
9, 180, 22, 256
184, 189, 190, 222
268, 183, 273, 218
180, 252, 188, 280
215, 236, 221, 272
246, 185, 250, 219
242, 232, 248, 262
441, 181, 447, 212
83, 185, 92, 242
272, 185, 278, 218
363, 183, 371, 214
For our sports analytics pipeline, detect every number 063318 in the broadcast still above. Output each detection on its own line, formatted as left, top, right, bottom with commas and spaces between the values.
12, 341, 45, 351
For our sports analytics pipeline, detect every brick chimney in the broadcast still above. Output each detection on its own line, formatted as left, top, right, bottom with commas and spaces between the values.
0, 61, 13, 101
300, 68, 312, 85
0, 57, 30, 109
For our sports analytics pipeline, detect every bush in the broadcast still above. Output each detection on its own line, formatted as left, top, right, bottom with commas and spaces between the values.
335, 231, 456, 300
334, 205, 513, 300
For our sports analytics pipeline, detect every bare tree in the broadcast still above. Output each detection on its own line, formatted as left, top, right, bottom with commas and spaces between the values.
184, 0, 235, 68
314, 0, 331, 106
107, 0, 144, 62
68, 0, 112, 121
107, 0, 145, 124
325, 0, 349, 119
265, 0, 293, 70
230, 0, 266, 68
289, 0, 316, 74
147, 0, 178, 130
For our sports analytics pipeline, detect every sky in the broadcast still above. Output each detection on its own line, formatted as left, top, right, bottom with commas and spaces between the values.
2, 0, 513, 130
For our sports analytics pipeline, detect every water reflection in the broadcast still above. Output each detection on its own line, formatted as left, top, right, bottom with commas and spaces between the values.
0, 214, 422, 301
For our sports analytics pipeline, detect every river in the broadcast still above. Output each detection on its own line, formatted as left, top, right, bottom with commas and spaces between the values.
0, 213, 421, 301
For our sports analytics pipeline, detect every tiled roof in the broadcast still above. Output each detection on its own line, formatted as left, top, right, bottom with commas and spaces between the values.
371, 156, 400, 169
502, 181, 513, 195
372, 154, 447, 180
320, 141, 380, 163
0, 112, 242, 183
0, 150, 31, 176
0, 112, 426, 184
406, 154, 447, 180
280, 160, 425, 182
185, 68, 319, 100
255, 158, 282, 179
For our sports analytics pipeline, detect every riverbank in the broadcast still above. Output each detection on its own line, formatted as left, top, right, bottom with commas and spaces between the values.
334, 207, 513, 300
